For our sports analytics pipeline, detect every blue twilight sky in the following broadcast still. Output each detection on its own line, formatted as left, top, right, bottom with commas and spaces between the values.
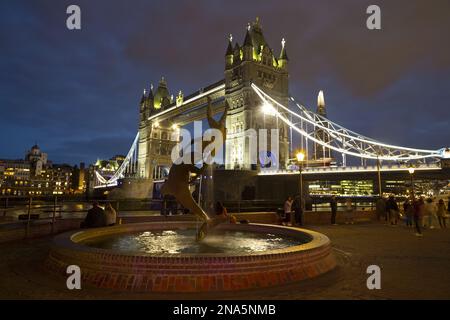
0, 0, 449, 165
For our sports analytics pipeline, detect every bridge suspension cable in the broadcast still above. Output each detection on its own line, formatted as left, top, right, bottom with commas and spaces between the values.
93, 132, 140, 188
251, 83, 447, 162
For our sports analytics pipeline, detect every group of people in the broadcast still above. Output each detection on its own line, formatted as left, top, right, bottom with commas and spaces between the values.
283, 195, 355, 226
80, 201, 117, 228
329, 196, 355, 225
376, 196, 449, 237
283, 195, 305, 226
81, 195, 449, 235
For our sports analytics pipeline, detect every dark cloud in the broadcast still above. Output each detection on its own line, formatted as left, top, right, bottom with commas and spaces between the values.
0, 0, 449, 165
45, 135, 134, 164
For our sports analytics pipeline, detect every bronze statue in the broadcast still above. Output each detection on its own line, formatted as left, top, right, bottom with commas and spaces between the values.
161, 96, 229, 240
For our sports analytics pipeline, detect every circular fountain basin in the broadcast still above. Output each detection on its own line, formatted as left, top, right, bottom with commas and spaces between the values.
46, 222, 336, 292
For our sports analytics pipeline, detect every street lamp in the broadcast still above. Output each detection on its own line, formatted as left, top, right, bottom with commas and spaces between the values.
296, 151, 305, 162
408, 167, 415, 198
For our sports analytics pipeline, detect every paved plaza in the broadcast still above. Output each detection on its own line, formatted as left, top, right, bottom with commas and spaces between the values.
0, 222, 449, 300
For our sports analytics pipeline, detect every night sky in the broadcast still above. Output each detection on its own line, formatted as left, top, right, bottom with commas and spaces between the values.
1, 0, 449, 165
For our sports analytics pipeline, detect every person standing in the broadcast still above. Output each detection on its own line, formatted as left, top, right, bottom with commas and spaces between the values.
386, 195, 399, 225
330, 196, 338, 225
403, 199, 414, 227
413, 198, 424, 237
424, 198, 437, 229
375, 197, 386, 222
447, 196, 450, 215
437, 199, 447, 229
283, 196, 293, 226
104, 203, 117, 226
292, 194, 303, 226
344, 198, 354, 225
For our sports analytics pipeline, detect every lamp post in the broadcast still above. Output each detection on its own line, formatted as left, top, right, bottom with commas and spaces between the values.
376, 155, 382, 197
296, 151, 306, 213
408, 167, 415, 198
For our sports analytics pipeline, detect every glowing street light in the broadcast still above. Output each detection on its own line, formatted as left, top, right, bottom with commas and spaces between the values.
296, 150, 306, 225
296, 151, 305, 162
172, 123, 179, 130
262, 101, 276, 116
408, 167, 415, 175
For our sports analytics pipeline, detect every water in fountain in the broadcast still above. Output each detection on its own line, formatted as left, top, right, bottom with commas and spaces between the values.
82, 229, 306, 254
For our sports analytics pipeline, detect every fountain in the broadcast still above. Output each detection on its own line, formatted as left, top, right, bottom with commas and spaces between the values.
47, 222, 336, 292
46, 97, 336, 292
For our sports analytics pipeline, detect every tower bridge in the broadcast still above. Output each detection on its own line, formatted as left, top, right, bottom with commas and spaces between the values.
91, 18, 449, 199
147, 80, 225, 126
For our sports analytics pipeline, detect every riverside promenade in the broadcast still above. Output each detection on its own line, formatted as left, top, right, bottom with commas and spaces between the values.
0, 221, 449, 300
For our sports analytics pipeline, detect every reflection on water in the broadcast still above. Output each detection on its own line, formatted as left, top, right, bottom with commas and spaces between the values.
82, 229, 306, 254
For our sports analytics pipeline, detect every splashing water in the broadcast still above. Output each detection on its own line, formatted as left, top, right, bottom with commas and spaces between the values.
82, 229, 307, 254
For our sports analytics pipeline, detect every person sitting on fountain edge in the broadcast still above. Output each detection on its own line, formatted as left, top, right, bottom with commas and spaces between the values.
104, 203, 117, 226
215, 201, 228, 217
81, 201, 107, 228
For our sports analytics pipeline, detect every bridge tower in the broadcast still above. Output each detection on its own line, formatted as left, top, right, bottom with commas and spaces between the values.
137, 78, 178, 197
224, 17, 290, 170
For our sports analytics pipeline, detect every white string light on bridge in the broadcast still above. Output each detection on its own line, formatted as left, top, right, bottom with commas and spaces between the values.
93, 85, 448, 189
93, 132, 140, 188
251, 83, 447, 162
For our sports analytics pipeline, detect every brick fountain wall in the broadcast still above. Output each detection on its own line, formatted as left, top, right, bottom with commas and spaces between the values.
46, 222, 336, 292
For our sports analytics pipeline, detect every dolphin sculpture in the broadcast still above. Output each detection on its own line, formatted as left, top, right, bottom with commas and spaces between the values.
161, 96, 229, 240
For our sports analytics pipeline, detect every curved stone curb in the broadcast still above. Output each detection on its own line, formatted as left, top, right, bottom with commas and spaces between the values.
46, 222, 336, 292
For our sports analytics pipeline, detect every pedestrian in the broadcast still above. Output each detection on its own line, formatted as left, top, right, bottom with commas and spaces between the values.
403, 199, 414, 227
104, 203, 117, 226
413, 198, 424, 237
386, 195, 399, 225
344, 198, 354, 225
330, 196, 338, 225
292, 194, 303, 226
376, 197, 386, 222
447, 196, 450, 216
424, 198, 437, 229
436, 199, 447, 229
283, 196, 293, 226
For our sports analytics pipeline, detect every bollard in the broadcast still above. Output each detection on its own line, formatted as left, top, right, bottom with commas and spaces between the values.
25, 197, 32, 238
51, 196, 57, 233
3, 197, 8, 217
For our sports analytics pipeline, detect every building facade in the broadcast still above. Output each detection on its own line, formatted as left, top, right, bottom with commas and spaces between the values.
224, 18, 290, 170
0, 144, 82, 196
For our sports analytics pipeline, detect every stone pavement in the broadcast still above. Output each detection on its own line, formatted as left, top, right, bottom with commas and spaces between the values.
0, 222, 449, 300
